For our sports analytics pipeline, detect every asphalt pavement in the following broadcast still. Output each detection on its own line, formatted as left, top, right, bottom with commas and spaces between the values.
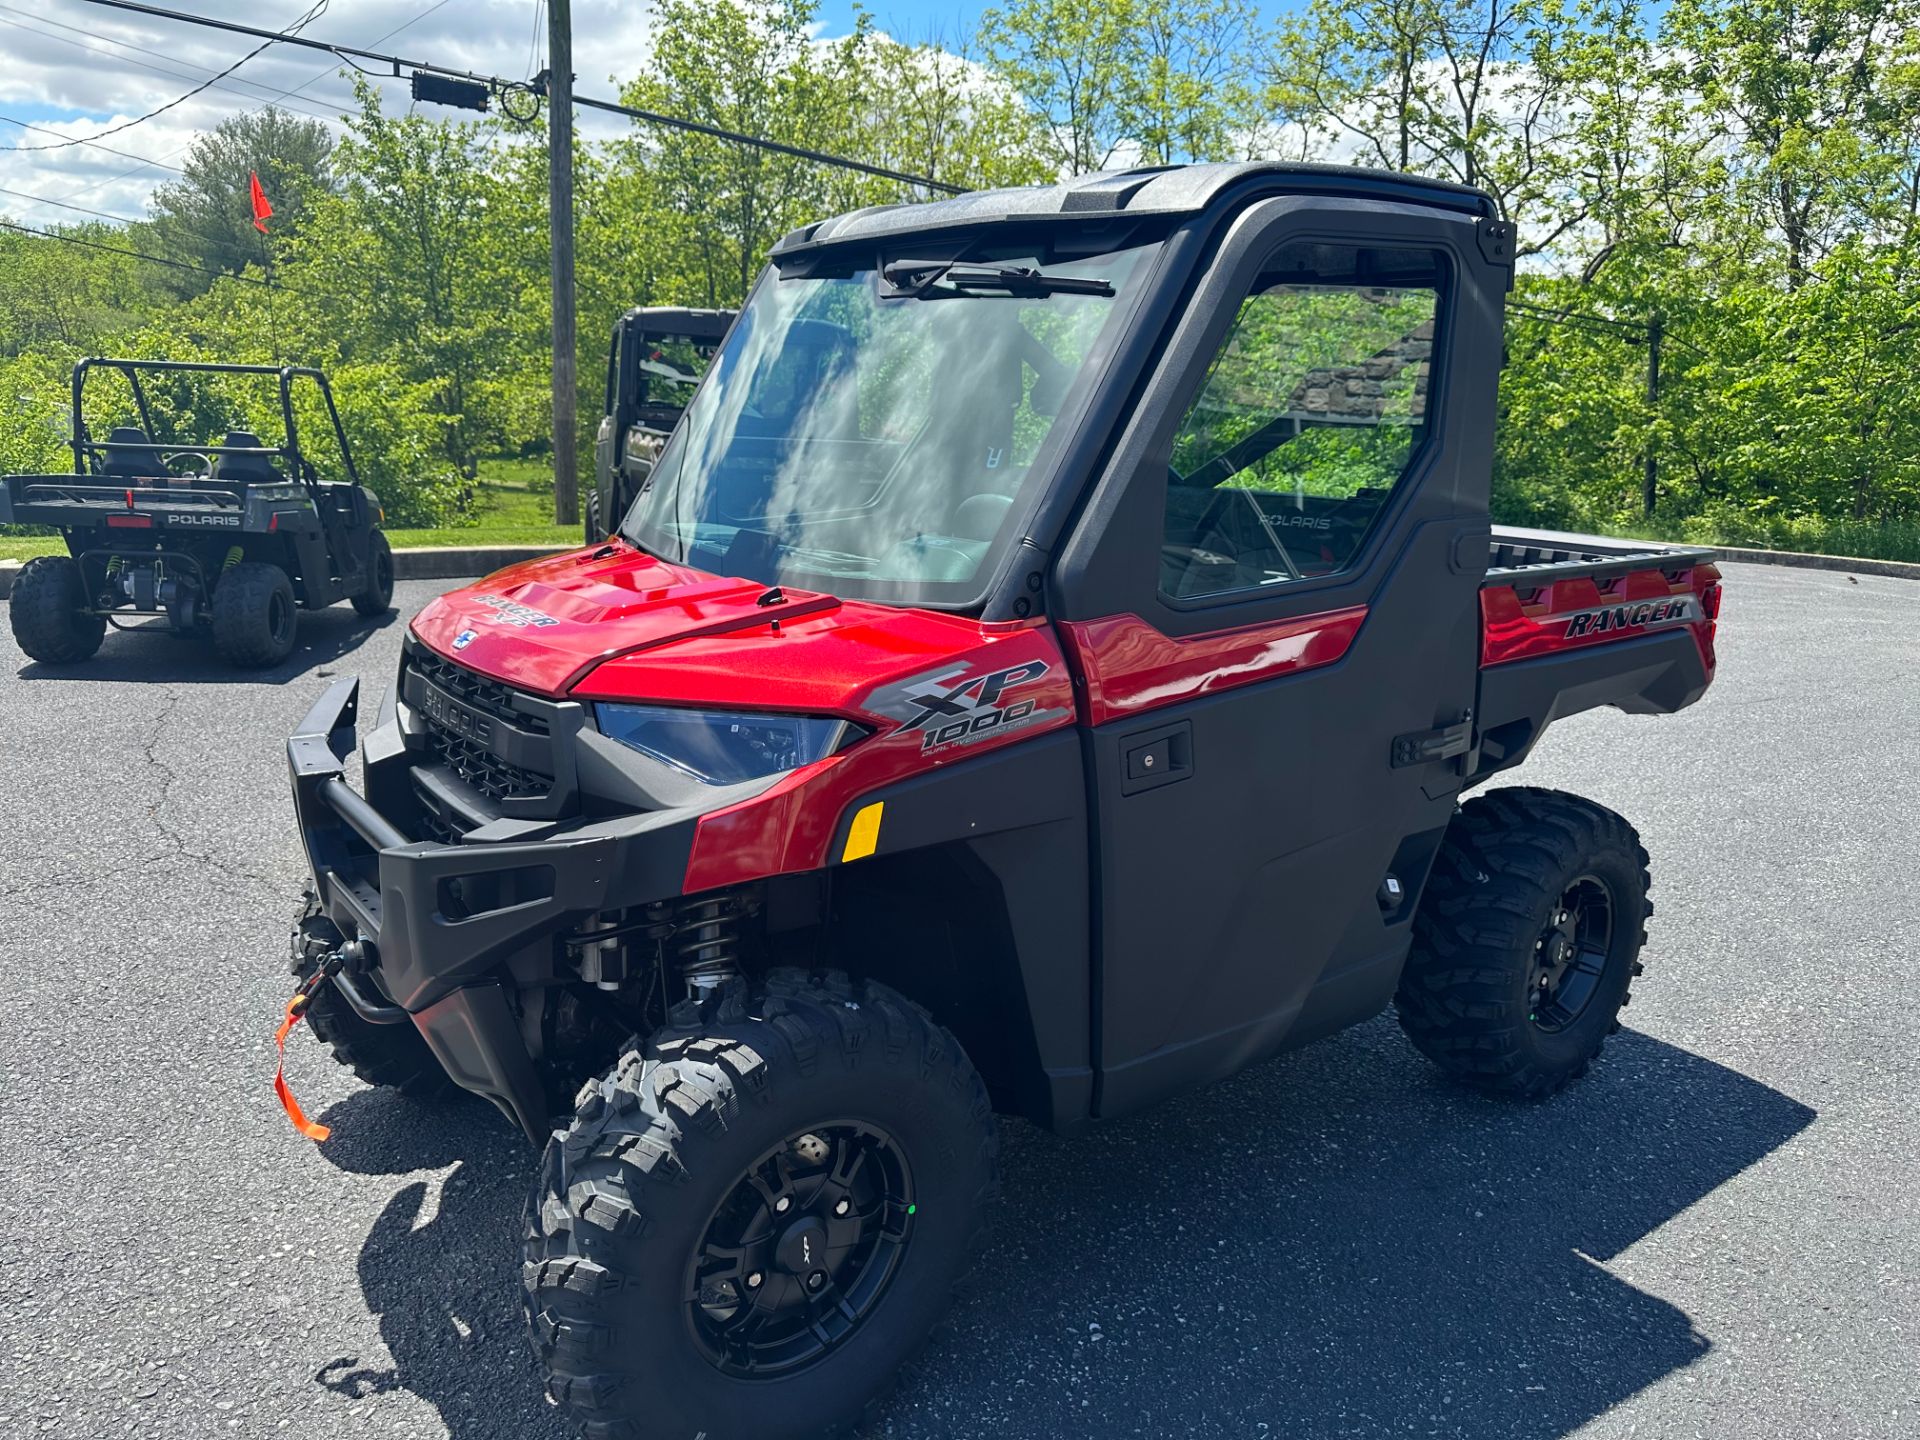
0, 562, 1913, 1440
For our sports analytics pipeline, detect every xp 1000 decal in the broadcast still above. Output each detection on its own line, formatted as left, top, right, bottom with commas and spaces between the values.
873, 658, 1068, 754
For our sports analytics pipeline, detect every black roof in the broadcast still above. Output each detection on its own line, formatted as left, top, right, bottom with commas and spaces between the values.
772, 162, 1496, 258
616, 306, 736, 340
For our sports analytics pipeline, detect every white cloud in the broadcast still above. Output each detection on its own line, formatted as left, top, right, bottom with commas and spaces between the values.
0, 0, 664, 223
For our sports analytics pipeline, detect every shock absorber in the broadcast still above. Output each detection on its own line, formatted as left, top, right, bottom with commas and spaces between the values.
676, 895, 742, 997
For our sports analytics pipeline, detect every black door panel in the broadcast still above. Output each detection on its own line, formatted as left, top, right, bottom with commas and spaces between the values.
1052, 197, 1507, 1120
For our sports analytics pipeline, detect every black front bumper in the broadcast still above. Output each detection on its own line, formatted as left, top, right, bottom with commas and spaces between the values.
287, 674, 713, 1140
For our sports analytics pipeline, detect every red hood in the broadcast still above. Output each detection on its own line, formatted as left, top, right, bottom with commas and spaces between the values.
410, 542, 1026, 717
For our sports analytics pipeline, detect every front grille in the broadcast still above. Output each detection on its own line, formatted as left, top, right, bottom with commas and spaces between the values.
423, 728, 552, 801
408, 647, 550, 735
405, 641, 556, 809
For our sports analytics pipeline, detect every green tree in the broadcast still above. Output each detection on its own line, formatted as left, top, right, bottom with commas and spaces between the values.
621, 0, 872, 306
979, 0, 1141, 173
147, 107, 334, 294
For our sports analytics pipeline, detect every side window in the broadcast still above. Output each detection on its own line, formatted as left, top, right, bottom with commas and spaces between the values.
1160, 242, 1444, 600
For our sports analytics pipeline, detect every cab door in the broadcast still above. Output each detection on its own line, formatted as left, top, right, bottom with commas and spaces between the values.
1050, 196, 1510, 1118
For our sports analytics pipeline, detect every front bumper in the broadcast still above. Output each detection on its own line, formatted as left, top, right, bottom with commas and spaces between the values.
287, 674, 720, 1139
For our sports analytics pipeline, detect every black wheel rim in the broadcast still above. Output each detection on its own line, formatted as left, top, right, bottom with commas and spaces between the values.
1529, 874, 1614, 1033
685, 1121, 914, 1378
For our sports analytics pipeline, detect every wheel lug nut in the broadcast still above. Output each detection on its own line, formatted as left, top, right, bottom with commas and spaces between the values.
745, 1272, 762, 1289
775, 1197, 791, 1214
834, 1198, 850, 1216
807, 1272, 824, 1291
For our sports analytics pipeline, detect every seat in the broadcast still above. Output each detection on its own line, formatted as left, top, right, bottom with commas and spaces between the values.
100, 426, 158, 481
212, 430, 282, 484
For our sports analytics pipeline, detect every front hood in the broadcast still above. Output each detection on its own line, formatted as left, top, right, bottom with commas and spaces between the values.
409, 542, 1014, 716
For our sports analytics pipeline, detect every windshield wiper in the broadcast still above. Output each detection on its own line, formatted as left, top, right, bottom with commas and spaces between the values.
880, 261, 1113, 299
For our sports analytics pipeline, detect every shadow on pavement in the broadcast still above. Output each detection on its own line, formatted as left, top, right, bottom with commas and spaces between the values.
312, 1022, 1815, 1440
13, 604, 399, 685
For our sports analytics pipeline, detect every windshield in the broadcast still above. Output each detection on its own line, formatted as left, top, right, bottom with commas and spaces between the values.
620, 240, 1154, 607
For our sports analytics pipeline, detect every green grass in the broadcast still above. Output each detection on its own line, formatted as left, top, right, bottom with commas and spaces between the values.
0, 456, 581, 561
1598, 515, 1920, 565
388, 457, 579, 549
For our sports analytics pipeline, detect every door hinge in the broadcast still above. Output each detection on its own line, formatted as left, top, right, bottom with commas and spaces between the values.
1391, 711, 1473, 768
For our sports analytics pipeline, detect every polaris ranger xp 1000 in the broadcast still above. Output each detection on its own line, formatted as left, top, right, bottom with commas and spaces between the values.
283, 163, 1723, 1440
3, 358, 394, 668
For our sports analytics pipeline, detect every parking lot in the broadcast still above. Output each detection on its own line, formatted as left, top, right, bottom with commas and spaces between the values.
1, 560, 1913, 1439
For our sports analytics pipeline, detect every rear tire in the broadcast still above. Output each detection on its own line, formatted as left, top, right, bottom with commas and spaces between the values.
290, 891, 453, 1099
350, 528, 395, 617
583, 489, 602, 545
9, 555, 105, 663
523, 969, 997, 1440
1396, 786, 1650, 1098
212, 561, 297, 667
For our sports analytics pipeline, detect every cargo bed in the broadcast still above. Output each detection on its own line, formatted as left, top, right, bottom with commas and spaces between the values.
1486, 525, 1716, 583
1469, 527, 1722, 783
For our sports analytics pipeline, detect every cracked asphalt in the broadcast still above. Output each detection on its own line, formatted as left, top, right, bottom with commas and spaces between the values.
1, 562, 1914, 1440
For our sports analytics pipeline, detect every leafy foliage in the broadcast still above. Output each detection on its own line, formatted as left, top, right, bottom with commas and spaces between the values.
4, 0, 1920, 552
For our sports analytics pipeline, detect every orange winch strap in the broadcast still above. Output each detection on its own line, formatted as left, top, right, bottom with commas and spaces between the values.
274, 995, 331, 1143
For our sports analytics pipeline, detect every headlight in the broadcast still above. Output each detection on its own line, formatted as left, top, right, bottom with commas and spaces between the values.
595, 704, 859, 785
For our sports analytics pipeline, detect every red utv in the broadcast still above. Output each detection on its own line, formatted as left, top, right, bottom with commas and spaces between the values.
283, 163, 1722, 1439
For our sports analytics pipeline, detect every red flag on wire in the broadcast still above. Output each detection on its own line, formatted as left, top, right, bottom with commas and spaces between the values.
249, 170, 273, 234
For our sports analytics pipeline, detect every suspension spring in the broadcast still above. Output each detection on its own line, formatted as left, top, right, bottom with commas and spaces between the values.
676, 895, 741, 995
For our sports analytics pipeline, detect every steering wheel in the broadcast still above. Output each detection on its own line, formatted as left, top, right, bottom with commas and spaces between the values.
166, 452, 214, 480
1185, 479, 1304, 584
1236, 488, 1304, 581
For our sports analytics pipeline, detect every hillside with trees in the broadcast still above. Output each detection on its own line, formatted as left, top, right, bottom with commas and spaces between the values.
4, 0, 1917, 554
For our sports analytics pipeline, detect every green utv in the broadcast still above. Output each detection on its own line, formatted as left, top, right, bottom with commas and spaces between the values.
2, 358, 394, 669
587, 306, 735, 544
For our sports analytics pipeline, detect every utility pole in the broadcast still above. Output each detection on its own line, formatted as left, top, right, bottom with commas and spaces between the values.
1642, 310, 1663, 519
545, 0, 578, 526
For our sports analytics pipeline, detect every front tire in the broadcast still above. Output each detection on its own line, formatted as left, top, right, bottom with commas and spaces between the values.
212, 561, 297, 667
9, 555, 105, 663
350, 528, 395, 617
1396, 787, 1651, 1098
523, 970, 997, 1440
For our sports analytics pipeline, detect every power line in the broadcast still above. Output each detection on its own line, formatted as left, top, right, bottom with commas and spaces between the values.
0, 0, 455, 221
0, 112, 185, 172
275, 0, 457, 110
524, 0, 546, 82
0, 216, 371, 312
2, 0, 330, 153
0, 214, 330, 293
0, 183, 142, 224
0, 8, 349, 121
69, 0, 968, 194
0, 180, 293, 266
1506, 298, 1649, 336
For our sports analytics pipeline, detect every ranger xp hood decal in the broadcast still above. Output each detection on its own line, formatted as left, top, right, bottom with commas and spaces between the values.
472, 594, 561, 628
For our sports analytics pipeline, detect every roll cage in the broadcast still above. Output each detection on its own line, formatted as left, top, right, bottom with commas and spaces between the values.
69, 357, 363, 510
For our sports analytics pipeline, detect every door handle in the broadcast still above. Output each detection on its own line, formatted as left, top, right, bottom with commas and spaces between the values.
1121, 720, 1192, 795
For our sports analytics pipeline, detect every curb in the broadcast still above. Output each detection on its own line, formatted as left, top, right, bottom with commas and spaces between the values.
1706, 544, 1920, 582
0, 558, 17, 599
391, 544, 573, 580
